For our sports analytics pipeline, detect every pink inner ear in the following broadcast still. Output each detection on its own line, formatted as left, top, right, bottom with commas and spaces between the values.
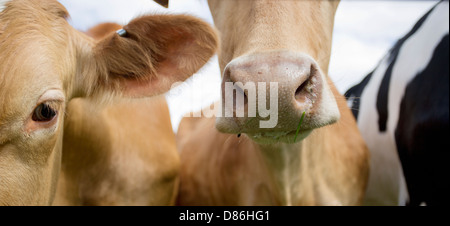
121, 59, 183, 98
92, 14, 218, 98
120, 37, 198, 98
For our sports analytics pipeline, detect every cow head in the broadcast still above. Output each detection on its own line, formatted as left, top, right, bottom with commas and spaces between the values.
0, 0, 218, 205
208, 0, 341, 144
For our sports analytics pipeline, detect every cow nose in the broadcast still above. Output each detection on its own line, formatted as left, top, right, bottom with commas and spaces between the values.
217, 51, 325, 134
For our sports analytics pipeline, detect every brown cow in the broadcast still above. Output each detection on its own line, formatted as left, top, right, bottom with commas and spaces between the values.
175, 0, 369, 205
0, 0, 217, 205
53, 23, 178, 206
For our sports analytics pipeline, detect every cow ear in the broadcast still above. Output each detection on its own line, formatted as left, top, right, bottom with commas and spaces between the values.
91, 14, 218, 97
153, 0, 169, 8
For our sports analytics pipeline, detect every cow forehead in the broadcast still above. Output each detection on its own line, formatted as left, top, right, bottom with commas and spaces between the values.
0, 0, 73, 84
209, 0, 337, 72
0, 44, 64, 120
0, 0, 71, 48
0, 1, 73, 127
0, 28, 71, 98
0, 0, 69, 26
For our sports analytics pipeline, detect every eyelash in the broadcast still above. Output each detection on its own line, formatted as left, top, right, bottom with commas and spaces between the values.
31, 102, 58, 122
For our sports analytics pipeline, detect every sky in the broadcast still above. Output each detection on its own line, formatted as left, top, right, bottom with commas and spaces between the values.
58, 0, 439, 132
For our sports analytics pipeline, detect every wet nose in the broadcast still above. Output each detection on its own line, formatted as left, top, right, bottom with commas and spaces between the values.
217, 51, 325, 133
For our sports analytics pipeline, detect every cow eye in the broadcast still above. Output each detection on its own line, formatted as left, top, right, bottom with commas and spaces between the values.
32, 103, 57, 122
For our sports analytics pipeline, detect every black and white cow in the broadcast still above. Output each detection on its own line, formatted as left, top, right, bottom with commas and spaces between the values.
345, 1, 449, 206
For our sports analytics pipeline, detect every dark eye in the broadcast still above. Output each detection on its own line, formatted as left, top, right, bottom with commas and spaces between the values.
32, 103, 57, 122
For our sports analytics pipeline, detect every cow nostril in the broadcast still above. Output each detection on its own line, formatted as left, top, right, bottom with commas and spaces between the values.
295, 79, 308, 100
295, 76, 313, 102
295, 65, 316, 102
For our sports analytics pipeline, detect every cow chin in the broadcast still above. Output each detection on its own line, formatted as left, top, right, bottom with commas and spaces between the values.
216, 114, 337, 145
246, 129, 314, 145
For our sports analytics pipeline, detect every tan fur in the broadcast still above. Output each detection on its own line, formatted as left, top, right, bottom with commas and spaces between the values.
0, 0, 73, 206
176, 0, 369, 206
0, 0, 218, 205
54, 96, 179, 205
53, 23, 180, 206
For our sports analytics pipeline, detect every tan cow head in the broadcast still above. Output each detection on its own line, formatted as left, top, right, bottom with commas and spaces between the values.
152, 0, 341, 144
0, 0, 218, 205
207, 0, 341, 144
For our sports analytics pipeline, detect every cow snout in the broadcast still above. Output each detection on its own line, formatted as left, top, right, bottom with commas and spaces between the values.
216, 50, 340, 143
